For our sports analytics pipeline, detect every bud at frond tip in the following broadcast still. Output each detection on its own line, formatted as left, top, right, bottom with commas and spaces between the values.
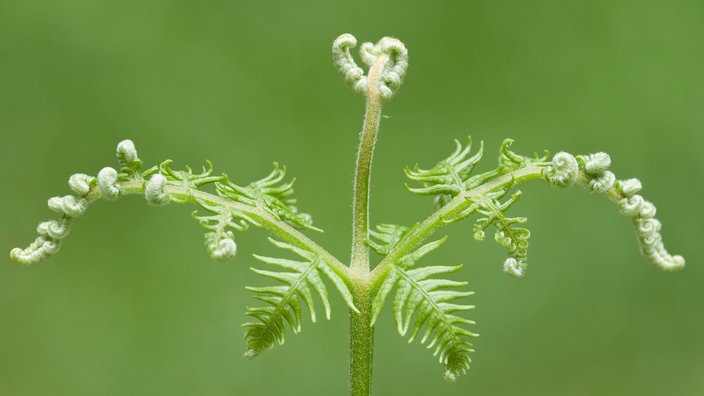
145, 174, 170, 206
332, 33, 408, 100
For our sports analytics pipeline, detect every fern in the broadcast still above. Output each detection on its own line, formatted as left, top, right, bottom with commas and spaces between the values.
371, 238, 477, 381
469, 189, 531, 278
405, 137, 486, 208
116, 140, 144, 178
216, 164, 320, 231
405, 138, 535, 277
405, 138, 546, 208
192, 200, 253, 263
243, 238, 357, 359
159, 159, 223, 196
8, 33, 686, 396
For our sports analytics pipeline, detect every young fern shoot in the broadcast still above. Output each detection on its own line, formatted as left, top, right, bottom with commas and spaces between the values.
10, 33, 684, 396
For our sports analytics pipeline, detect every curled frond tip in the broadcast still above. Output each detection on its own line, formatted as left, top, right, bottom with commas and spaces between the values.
332, 33, 408, 100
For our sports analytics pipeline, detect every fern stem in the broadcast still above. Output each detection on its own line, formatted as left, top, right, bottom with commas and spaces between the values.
96, 180, 352, 278
351, 56, 387, 274
371, 165, 546, 283
349, 277, 375, 396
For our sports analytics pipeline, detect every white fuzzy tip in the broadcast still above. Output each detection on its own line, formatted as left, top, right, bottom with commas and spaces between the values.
47, 195, 88, 218
144, 174, 170, 206
618, 178, 642, 197
68, 173, 96, 196
503, 257, 526, 278
618, 195, 645, 218
97, 167, 120, 200
206, 232, 237, 263
332, 33, 366, 94
582, 152, 611, 176
546, 152, 578, 188
116, 139, 142, 172
635, 218, 685, 271
332, 33, 409, 99
10, 237, 61, 265
588, 170, 616, 193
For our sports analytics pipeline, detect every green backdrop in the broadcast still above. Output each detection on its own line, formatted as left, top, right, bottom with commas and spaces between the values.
1, 1, 702, 395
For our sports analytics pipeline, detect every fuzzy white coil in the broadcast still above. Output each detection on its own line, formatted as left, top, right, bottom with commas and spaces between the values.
545, 152, 579, 187
144, 174, 170, 206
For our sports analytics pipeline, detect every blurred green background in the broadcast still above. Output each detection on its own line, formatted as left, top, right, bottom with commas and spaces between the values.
1, 1, 702, 395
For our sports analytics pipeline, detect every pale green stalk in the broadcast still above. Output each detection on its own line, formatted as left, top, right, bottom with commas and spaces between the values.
347, 52, 389, 395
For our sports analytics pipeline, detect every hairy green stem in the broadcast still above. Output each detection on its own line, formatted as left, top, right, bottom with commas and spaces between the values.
349, 277, 374, 396
348, 54, 389, 395
350, 94, 382, 273
350, 56, 387, 274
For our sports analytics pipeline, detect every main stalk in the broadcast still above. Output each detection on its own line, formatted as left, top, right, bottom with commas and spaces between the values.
348, 54, 388, 395
350, 90, 383, 273
348, 278, 375, 396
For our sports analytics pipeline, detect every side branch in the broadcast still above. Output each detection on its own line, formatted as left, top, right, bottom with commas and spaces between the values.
12, 178, 350, 279
136, 181, 352, 278
371, 165, 545, 283
373, 146, 684, 284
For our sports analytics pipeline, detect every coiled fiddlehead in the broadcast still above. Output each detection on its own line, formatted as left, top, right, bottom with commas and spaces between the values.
10, 139, 152, 264
332, 33, 408, 99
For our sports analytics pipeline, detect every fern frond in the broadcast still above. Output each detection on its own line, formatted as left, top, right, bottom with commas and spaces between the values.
215, 164, 320, 231
243, 238, 357, 359
406, 137, 548, 209
159, 160, 223, 196
192, 200, 256, 263
404, 138, 538, 277
498, 138, 549, 171
374, 264, 477, 381
116, 140, 143, 177
371, 237, 477, 381
469, 189, 530, 278
405, 137, 485, 207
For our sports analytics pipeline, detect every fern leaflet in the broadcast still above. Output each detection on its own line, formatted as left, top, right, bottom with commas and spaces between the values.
243, 238, 357, 359
216, 164, 320, 231
371, 238, 477, 381
366, 223, 410, 255
469, 189, 530, 278
405, 137, 547, 208
405, 137, 486, 207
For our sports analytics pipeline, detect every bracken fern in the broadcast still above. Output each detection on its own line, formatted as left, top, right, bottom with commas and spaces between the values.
10, 33, 685, 396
